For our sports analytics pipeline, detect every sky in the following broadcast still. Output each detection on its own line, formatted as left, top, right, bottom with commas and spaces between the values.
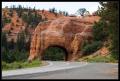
2, 2, 101, 15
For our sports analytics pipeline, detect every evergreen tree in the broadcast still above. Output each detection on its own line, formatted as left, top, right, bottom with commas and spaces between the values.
66, 12, 68, 16
8, 39, 15, 50
16, 31, 26, 51
52, 7, 55, 13
15, 5, 23, 17
33, 6, 36, 12
1, 32, 8, 50
98, 2, 119, 59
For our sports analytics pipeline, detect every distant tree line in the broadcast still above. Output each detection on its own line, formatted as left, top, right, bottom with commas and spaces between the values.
49, 7, 69, 16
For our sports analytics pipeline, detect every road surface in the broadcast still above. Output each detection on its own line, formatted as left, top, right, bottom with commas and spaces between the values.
2, 61, 118, 79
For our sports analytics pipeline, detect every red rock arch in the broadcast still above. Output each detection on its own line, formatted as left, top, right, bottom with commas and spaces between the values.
28, 16, 100, 62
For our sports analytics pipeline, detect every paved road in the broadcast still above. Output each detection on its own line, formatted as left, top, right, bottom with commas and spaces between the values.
2, 61, 118, 79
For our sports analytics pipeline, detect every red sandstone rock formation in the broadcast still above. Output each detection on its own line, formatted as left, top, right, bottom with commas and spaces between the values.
2, 11, 26, 42
28, 16, 100, 62
100, 47, 109, 56
2, 9, 64, 42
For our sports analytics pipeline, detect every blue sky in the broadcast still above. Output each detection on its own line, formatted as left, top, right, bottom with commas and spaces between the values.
2, 2, 101, 15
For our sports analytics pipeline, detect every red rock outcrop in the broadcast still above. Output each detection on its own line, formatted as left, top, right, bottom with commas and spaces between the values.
100, 47, 109, 56
2, 10, 27, 42
2, 9, 64, 42
28, 16, 100, 61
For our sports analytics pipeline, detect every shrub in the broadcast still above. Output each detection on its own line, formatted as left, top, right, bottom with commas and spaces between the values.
82, 41, 102, 55
2, 49, 29, 63
4, 18, 11, 23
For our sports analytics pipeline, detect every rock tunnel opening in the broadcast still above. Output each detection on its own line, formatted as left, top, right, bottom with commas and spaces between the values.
41, 45, 68, 61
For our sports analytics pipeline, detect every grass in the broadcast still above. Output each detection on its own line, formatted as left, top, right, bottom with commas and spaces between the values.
78, 54, 118, 63
2, 59, 43, 71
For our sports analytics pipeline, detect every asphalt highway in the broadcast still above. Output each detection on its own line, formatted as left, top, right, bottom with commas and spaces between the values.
2, 61, 118, 79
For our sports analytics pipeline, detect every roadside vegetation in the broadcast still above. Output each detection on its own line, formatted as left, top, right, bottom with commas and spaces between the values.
1, 31, 42, 70
79, 2, 119, 63
2, 59, 41, 71
96, 2, 119, 60
78, 54, 118, 63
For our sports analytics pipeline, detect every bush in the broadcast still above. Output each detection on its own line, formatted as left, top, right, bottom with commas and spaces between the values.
82, 41, 102, 55
111, 52, 119, 60
2, 49, 29, 63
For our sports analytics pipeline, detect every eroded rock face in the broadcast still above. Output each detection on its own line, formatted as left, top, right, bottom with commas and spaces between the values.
2, 11, 27, 42
28, 16, 100, 61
